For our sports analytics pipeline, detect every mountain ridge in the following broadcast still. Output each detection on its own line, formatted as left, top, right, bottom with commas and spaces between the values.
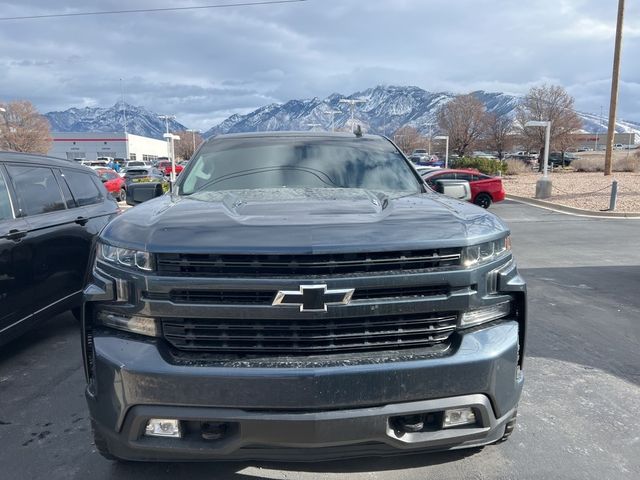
45, 101, 187, 139
44, 86, 640, 139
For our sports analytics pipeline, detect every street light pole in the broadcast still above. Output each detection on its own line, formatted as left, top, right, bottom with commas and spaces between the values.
163, 133, 180, 186
326, 110, 340, 132
525, 120, 552, 198
158, 114, 175, 135
338, 99, 366, 133
186, 129, 198, 155
434, 135, 449, 168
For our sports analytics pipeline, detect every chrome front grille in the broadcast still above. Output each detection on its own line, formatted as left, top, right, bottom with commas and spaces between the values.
144, 285, 450, 306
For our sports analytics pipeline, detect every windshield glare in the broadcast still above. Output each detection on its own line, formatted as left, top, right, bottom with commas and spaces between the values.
180, 137, 421, 195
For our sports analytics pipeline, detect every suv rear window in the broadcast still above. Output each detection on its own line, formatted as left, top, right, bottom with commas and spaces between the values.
61, 169, 103, 206
6, 165, 66, 216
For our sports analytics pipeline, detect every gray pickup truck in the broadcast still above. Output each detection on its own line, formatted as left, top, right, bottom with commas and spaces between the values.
82, 132, 526, 462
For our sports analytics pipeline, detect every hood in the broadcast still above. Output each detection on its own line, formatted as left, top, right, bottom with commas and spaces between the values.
101, 188, 508, 254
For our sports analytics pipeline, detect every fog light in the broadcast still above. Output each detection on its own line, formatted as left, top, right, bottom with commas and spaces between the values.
96, 311, 160, 337
460, 301, 512, 328
443, 408, 476, 428
145, 419, 182, 438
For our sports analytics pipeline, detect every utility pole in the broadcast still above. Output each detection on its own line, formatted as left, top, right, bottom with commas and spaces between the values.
604, 0, 625, 176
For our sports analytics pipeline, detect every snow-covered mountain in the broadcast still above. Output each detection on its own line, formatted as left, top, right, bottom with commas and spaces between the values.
44, 87, 640, 140
203, 86, 518, 137
45, 101, 187, 139
203, 85, 639, 138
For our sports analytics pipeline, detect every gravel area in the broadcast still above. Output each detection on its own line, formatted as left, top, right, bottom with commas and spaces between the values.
503, 170, 640, 213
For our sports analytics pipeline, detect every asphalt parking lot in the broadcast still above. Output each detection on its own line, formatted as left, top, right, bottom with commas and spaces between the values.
1, 200, 638, 480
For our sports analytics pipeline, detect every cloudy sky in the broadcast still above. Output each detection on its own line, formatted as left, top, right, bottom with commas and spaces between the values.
0, 0, 638, 130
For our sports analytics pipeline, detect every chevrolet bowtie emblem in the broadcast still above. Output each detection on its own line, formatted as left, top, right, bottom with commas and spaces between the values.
272, 284, 355, 312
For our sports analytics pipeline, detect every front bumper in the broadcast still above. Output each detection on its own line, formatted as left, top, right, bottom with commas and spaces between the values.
87, 321, 523, 461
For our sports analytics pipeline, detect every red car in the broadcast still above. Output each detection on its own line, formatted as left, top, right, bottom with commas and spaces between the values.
421, 168, 505, 208
156, 160, 184, 177
95, 168, 127, 202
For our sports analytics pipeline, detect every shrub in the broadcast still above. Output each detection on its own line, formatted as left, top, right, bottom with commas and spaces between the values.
616, 155, 639, 172
505, 159, 530, 175
571, 157, 602, 172
572, 156, 639, 173
450, 157, 506, 175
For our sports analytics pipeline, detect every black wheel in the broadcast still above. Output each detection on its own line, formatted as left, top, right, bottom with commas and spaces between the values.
496, 410, 517, 443
119, 188, 127, 203
474, 193, 492, 209
91, 421, 118, 461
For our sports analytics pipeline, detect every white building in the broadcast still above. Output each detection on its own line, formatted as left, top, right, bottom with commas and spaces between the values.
48, 132, 169, 162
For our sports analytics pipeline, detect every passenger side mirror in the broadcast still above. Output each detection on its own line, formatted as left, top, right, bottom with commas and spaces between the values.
126, 182, 164, 206
435, 179, 472, 201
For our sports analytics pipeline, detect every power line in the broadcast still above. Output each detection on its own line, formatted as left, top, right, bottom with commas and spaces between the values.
0, 0, 308, 21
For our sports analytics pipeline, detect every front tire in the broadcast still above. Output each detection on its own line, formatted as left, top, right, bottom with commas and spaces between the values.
119, 188, 126, 203
474, 193, 492, 209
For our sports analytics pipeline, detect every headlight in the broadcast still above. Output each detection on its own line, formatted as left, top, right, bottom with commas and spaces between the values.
462, 235, 511, 267
97, 241, 154, 271
96, 311, 160, 337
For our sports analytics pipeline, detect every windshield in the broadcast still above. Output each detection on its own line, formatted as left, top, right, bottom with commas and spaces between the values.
179, 136, 421, 195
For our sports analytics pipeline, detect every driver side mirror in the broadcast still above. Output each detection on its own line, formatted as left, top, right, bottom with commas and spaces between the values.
126, 182, 164, 206
435, 179, 472, 201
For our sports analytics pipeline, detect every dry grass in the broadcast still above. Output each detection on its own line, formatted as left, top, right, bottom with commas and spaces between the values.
505, 159, 531, 175
572, 155, 640, 173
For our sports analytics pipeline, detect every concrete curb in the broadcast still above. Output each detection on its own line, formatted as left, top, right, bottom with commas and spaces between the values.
505, 195, 640, 219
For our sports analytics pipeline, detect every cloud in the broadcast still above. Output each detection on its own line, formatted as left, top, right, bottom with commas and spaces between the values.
0, 0, 638, 129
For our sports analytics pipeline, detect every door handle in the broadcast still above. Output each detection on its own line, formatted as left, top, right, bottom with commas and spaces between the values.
75, 216, 89, 226
6, 229, 27, 241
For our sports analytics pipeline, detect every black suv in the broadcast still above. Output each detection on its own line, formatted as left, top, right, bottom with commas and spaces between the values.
0, 152, 119, 346
82, 133, 526, 462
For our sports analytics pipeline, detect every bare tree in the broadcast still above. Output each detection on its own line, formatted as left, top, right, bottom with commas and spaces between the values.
516, 85, 582, 170
391, 126, 425, 155
0, 100, 52, 154
437, 94, 487, 157
483, 111, 515, 159
173, 130, 204, 160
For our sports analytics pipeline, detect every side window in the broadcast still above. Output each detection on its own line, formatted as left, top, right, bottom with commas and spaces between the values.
6, 165, 66, 216
0, 169, 15, 220
54, 169, 77, 208
61, 169, 103, 207
455, 173, 472, 182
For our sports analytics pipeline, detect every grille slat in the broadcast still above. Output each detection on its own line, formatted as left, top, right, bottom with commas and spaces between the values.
156, 250, 461, 277
144, 285, 450, 306
161, 312, 458, 354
